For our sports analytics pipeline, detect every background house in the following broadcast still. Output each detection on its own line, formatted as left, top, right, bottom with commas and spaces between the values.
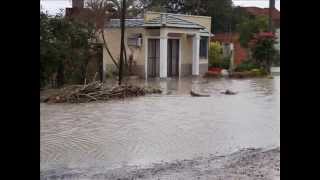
65, 0, 212, 80
103, 12, 212, 79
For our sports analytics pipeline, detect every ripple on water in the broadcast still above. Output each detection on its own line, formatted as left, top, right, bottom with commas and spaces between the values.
41, 76, 280, 172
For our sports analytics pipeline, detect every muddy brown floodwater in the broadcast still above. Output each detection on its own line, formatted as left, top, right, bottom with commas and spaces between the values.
41, 76, 280, 180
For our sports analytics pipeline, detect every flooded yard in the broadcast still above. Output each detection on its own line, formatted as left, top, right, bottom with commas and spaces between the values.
40, 76, 280, 179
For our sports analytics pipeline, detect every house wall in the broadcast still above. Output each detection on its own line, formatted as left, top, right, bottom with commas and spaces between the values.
102, 27, 147, 78
234, 42, 248, 65
180, 34, 208, 76
163, 27, 208, 75
180, 34, 193, 76
103, 26, 209, 79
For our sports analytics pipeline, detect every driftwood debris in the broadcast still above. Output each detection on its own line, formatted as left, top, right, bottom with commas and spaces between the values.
190, 90, 210, 97
44, 81, 162, 103
221, 89, 237, 95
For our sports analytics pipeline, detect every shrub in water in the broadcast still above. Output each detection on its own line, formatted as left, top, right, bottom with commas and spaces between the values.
209, 42, 223, 68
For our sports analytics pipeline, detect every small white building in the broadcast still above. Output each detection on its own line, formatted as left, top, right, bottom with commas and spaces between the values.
102, 11, 213, 79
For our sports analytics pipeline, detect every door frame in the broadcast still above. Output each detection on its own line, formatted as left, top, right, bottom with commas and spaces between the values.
145, 37, 160, 79
145, 36, 181, 79
146, 38, 161, 78
168, 37, 182, 79
167, 38, 180, 77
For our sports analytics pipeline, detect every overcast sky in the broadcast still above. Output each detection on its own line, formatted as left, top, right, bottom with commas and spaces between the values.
40, 0, 280, 15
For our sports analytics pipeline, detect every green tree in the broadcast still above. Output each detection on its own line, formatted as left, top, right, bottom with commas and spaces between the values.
230, 6, 250, 32
237, 15, 268, 47
40, 11, 62, 87
40, 10, 96, 88
250, 33, 277, 74
206, 0, 233, 33
184, 0, 233, 33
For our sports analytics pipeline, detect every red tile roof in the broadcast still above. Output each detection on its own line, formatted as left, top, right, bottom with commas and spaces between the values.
211, 33, 234, 43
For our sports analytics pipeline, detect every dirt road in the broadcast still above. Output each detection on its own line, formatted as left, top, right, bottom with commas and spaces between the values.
41, 147, 280, 180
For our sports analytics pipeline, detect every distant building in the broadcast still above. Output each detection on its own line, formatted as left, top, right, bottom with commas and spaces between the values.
66, 0, 212, 80
104, 12, 212, 79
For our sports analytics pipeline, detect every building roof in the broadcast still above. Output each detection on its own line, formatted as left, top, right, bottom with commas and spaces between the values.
105, 13, 212, 36
106, 19, 145, 28
143, 13, 204, 29
211, 33, 240, 43
200, 29, 212, 36
106, 13, 205, 29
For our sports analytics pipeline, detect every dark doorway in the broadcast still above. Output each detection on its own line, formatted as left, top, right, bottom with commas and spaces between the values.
167, 39, 179, 77
147, 39, 160, 77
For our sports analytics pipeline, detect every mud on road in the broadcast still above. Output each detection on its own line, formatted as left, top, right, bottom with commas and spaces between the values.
41, 147, 280, 180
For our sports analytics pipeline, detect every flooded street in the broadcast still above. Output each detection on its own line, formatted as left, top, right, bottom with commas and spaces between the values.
40, 76, 280, 179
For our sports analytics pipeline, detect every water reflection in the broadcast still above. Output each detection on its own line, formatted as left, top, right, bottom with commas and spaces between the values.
41, 76, 280, 173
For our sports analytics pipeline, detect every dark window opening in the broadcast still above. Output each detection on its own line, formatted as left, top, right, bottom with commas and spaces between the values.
200, 36, 208, 58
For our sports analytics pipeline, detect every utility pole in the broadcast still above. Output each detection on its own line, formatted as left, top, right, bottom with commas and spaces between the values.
267, 0, 276, 73
269, 0, 275, 33
72, 0, 84, 8
119, 0, 126, 85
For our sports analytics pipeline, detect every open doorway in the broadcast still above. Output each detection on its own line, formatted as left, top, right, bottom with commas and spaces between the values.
147, 39, 160, 77
167, 39, 179, 77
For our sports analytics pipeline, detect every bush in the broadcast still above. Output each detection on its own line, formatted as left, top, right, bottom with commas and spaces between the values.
208, 42, 231, 69
251, 68, 267, 76
234, 60, 259, 72
237, 15, 268, 47
209, 42, 223, 68
249, 32, 277, 73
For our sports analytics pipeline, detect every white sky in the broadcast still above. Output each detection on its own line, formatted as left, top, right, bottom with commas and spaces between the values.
40, 0, 280, 15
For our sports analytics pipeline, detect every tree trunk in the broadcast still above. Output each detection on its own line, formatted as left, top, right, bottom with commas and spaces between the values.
101, 30, 119, 69
123, 47, 130, 77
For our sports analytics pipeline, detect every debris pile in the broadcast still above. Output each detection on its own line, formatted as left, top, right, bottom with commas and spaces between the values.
190, 90, 210, 97
44, 81, 162, 103
221, 89, 237, 95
